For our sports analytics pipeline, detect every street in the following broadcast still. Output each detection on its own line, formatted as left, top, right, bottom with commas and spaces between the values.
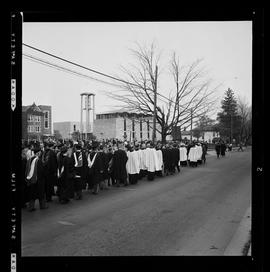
22, 148, 251, 256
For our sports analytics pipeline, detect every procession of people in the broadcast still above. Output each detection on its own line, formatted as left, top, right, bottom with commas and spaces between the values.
21, 138, 211, 212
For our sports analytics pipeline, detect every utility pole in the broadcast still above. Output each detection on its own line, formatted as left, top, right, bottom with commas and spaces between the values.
152, 65, 158, 143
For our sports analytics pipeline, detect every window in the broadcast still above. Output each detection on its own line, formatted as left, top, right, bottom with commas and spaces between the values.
35, 126, 40, 132
44, 111, 49, 119
27, 115, 31, 121
28, 125, 34, 133
73, 125, 76, 132
45, 120, 49, 129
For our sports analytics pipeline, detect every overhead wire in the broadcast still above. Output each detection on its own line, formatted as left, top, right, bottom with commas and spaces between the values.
23, 43, 180, 106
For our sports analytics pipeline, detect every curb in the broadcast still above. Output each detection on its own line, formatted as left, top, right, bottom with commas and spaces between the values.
223, 206, 251, 256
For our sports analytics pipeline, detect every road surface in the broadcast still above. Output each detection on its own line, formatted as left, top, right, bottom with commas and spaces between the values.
22, 148, 251, 256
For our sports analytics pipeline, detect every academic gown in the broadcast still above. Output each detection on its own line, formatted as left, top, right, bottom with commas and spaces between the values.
58, 155, 75, 200
26, 156, 46, 201
42, 149, 58, 199
73, 150, 88, 191
87, 151, 104, 189
111, 149, 128, 183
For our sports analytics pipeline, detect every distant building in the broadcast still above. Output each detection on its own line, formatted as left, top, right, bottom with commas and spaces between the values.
93, 109, 161, 142
22, 103, 53, 141
53, 121, 81, 139
172, 125, 219, 143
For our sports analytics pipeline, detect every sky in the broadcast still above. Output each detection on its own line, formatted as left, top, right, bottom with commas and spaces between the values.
22, 21, 252, 123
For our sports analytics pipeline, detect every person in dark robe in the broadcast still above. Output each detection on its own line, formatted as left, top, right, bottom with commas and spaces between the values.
41, 142, 58, 202
72, 144, 87, 200
87, 142, 104, 194
57, 145, 75, 204
25, 147, 48, 211
21, 148, 29, 208
162, 145, 170, 176
106, 146, 114, 186
215, 141, 221, 158
220, 141, 226, 157
111, 143, 128, 187
172, 143, 180, 173
201, 142, 207, 164
98, 145, 109, 190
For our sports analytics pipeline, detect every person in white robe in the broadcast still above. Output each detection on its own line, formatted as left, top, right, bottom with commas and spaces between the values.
196, 143, 203, 165
145, 143, 158, 181
188, 144, 197, 167
139, 143, 148, 179
126, 145, 140, 184
155, 144, 163, 177
179, 143, 188, 166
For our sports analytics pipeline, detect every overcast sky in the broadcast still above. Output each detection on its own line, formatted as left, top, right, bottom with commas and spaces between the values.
22, 21, 252, 123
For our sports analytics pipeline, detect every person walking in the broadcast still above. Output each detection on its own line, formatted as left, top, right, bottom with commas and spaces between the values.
41, 142, 58, 202
238, 142, 244, 152
215, 141, 221, 158
25, 146, 48, 211
111, 143, 128, 187
72, 144, 87, 200
57, 145, 75, 204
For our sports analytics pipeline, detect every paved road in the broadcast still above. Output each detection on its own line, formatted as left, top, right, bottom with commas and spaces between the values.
22, 148, 251, 256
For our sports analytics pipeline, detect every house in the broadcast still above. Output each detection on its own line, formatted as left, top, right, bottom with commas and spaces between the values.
22, 103, 52, 141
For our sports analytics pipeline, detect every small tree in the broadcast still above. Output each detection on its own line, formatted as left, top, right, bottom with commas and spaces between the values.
216, 88, 241, 142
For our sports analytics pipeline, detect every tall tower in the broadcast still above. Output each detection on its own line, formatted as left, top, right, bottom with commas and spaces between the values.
80, 92, 95, 140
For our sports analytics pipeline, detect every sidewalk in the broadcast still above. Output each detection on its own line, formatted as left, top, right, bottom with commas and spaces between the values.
223, 206, 251, 256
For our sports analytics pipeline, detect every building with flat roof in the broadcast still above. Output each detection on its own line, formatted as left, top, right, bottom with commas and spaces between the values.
93, 109, 161, 142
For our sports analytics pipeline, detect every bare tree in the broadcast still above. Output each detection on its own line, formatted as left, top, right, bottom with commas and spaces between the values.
106, 43, 219, 143
237, 96, 252, 145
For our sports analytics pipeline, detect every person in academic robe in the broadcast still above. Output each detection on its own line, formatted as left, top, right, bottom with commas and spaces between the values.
25, 147, 48, 211
41, 142, 58, 202
172, 143, 180, 173
162, 145, 170, 176
21, 148, 29, 208
155, 144, 163, 177
179, 143, 188, 166
57, 145, 75, 204
98, 145, 109, 190
201, 142, 207, 164
220, 141, 226, 157
126, 145, 140, 184
87, 142, 104, 194
111, 143, 128, 186
106, 146, 115, 186
215, 141, 221, 158
145, 142, 158, 181
72, 144, 88, 199
188, 143, 197, 167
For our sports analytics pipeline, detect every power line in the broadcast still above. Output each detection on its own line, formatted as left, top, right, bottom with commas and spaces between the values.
23, 53, 123, 88
23, 43, 176, 104
23, 53, 169, 104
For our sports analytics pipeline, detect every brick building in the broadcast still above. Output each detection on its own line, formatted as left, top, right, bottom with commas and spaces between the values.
22, 103, 52, 141
93, 110, 161, 142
